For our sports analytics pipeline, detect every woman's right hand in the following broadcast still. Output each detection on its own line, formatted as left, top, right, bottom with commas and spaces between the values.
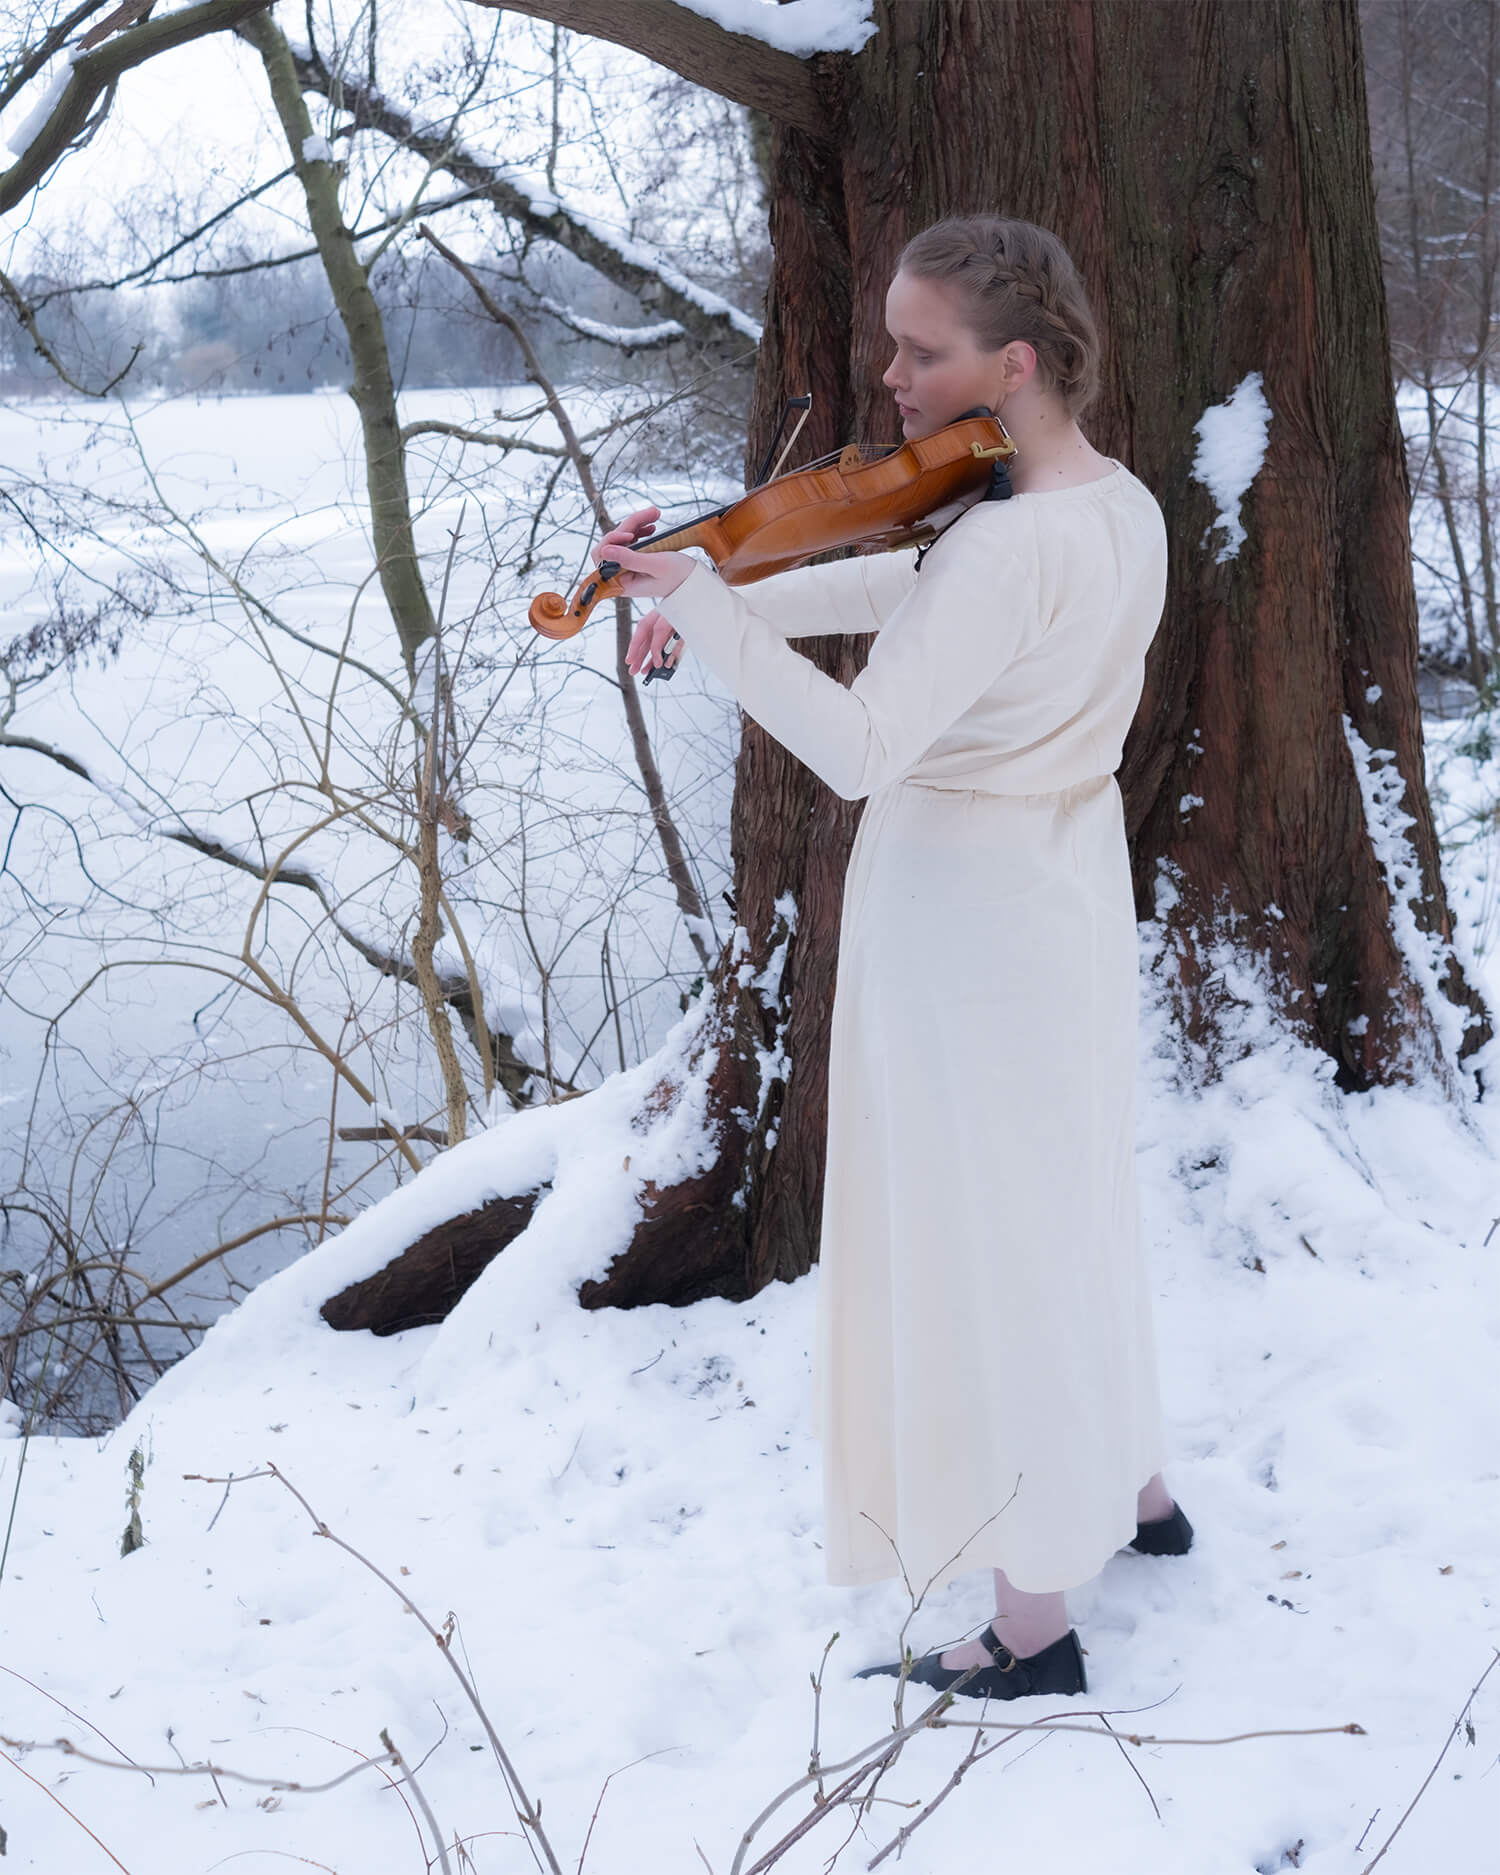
626, 608, 684, 678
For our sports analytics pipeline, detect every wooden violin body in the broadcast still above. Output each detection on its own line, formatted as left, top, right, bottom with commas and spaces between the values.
528, 411, 1015, 641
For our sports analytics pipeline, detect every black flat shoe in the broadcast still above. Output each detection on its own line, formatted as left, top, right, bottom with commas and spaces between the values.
855, 1624, 1087, 1701
1128, 1501, 1194, 1555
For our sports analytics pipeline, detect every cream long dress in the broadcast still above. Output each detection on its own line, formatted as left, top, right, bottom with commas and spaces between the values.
656, 461, 1170, 1594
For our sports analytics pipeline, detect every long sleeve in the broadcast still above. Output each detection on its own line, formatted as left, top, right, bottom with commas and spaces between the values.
726, 549, 919, 637
657, 499, 1042, 801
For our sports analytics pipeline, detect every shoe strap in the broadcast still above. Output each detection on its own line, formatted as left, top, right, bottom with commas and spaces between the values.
980, 1625, 1020, 1671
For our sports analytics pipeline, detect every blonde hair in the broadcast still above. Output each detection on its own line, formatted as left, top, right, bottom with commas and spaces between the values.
897, 216, 1102, 419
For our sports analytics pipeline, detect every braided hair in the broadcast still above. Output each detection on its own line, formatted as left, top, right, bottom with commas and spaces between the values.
898, 217, 1101, 421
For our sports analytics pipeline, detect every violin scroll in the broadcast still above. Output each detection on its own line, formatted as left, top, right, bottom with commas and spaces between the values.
528, 557, 625, 639
528, 588, 579, 640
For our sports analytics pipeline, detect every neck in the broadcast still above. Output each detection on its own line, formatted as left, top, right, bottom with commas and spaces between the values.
992, 401, 1107, 494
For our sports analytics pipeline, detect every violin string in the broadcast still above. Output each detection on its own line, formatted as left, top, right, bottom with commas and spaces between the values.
622, 428, 947, 555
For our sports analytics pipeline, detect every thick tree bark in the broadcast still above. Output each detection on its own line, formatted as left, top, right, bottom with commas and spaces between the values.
329, 0, 1490, 1332
322, 1192, 542, 1332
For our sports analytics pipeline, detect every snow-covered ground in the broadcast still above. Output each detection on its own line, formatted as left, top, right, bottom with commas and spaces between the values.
1, 710, 1498, 1872
3, 387, 1499, 1872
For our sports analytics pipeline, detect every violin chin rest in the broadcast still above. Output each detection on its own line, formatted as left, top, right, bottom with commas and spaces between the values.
529, 590, 581, 640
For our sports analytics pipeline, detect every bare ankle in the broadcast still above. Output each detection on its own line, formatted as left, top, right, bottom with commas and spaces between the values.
1136, 1473, 1174, 1522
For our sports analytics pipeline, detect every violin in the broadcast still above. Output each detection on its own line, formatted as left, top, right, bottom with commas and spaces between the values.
527, 407, 1017, 663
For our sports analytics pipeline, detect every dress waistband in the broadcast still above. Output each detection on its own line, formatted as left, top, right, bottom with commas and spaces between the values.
897, 772, 1115, 804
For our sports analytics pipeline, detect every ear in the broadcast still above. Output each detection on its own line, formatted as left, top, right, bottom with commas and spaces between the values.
999, 338, 1038, 390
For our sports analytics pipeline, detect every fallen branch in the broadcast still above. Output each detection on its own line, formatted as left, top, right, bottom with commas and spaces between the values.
0, 1733, 398, 1796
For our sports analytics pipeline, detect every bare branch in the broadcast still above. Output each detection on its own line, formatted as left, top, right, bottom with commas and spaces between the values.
464, 0, 830, 136
0, 263, 141, 394
0, 1732, 400, 1795
399, 418, 570, 456
0, 729, 541, 1101
0, 0, 273, 216
419, 220, 713, 973
261, 1464, 566, 1875
138, 1213, 354, 1304
1358, 1650, 1500, 1874
76, 1, 155, 53
338, 1123, 447, 1146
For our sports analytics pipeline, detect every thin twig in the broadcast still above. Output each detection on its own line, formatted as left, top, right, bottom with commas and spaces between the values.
1358, 1650, 1500, 1873
0, 1740, 134, 1871
0, 1734, 396, 1794
0, 1664, 152, 1784
575, 1750, 680, 1874
202, 1465, 567, 1875
381, 1728, 453, 1875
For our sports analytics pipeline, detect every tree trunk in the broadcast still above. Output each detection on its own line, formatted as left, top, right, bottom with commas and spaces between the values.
607, 0, 1491, 1286
326, 0, 1490, 1334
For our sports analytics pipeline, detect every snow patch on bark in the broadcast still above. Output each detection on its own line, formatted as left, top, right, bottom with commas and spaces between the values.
1190, 371, 1272, 564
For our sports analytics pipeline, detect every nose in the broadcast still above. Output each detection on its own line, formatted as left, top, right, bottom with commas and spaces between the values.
882, 356, 904, 392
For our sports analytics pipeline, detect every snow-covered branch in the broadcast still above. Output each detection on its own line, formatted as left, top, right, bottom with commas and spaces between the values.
467, 0, 874, 133
537, 294, 686, 352
0, 0, 272, 216
278, 38, 762, 356
0, 0, 108, 117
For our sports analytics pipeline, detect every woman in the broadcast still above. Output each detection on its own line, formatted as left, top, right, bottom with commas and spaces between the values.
596, 216, 1191, 1702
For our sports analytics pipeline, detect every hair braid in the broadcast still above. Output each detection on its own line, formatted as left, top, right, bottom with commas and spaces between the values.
898, 216, 1101, 420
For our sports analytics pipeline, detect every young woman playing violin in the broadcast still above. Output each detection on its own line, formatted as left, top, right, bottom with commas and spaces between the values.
592, 215, 1190, 1702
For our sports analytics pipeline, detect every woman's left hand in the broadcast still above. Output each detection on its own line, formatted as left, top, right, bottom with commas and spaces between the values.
594, 507, 694, 601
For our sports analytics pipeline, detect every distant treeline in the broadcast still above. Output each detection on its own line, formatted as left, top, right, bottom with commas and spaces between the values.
0, 240, 670, 397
